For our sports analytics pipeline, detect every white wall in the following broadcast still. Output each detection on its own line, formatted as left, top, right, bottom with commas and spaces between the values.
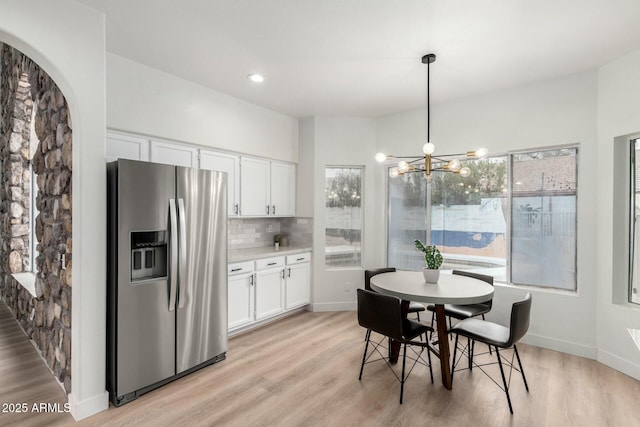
303, 117, 379, 311
0, 0, 108, 420
376, 71, 600, 358
106, 53, 299, 163
596, 48, 640, 379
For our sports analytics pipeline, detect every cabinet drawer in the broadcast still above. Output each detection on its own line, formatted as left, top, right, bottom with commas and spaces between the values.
255, 256, 285, 270
286, 253, 311, 265
228, 261, 254, 276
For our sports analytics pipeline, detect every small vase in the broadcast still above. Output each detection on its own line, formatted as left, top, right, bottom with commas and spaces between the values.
422, 268, 440, 284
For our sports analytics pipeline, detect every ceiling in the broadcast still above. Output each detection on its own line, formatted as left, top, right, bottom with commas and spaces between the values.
77, 0, 640, 118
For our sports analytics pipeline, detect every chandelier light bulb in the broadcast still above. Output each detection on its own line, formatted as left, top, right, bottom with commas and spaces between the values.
448, 159, 461, 172
375, 152, 388, 163
389, 168, 399, 178
459, 167, 471, 177
398, 161, 409, 173
422, 142, 435, 155
475, 147, 488, 158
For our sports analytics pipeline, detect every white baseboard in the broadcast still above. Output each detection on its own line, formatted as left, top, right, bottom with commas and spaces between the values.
597, 349, 640, 382
310, 301, 356, 312
521, 333, 597, 359
68, 390, 109, 421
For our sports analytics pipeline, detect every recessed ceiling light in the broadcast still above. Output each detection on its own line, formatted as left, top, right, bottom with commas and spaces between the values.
247, 73, 264, 83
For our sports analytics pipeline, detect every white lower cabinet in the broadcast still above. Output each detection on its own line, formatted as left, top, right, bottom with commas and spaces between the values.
228, 252, 311, 333
285, 253, 311, 309
227, 262, 255, 331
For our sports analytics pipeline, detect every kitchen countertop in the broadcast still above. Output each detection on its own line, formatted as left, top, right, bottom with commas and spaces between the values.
228, 246, 312, 263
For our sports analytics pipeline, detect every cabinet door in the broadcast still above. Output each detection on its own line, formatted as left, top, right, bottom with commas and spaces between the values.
106, 132, 149, 162
255, 268, 284, 320
150, 141, 198, 168
285, 263, 310, 309
240, 157, 270, 216
228, 273, 254, 330
270, 162, 296, 216
201, 150, 240, 216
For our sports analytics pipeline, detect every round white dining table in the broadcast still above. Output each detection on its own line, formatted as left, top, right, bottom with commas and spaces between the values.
369, 270, 494, 390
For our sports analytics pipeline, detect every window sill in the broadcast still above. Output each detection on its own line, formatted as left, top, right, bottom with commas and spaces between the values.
12, 272, 37, 298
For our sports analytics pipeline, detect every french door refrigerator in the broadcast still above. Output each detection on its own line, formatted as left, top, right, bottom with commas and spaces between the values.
107, 159, 228, 406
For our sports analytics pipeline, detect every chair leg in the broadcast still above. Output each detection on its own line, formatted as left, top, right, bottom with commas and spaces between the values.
495, 347, 514, 414
514, 345, 529, 392
469, 338, 473, 371
358, 330, 371, 380
448, 316, 453, 340
482, 314, 492, 355
400, 343, 407, 404
429, 311, 436, 342
451, 334, 459, 384
426, 343, 434, 384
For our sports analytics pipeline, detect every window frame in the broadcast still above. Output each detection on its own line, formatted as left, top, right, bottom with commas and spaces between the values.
385, 143, 579, 291
629, 137, 640, 304
324, 165, 364, 270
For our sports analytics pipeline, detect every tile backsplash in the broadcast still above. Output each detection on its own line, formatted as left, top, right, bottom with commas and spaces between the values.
228, 217, 313, 250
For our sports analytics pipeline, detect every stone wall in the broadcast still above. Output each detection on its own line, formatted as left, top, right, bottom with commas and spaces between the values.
0, 43, 72, 393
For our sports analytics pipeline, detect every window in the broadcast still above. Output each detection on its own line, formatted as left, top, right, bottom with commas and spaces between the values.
325, 167, 362, 267
510, 148, 577, 290
386, 146, 578, 290
431, 156, 508, 281
388, 172, 428, 270
630, 139, 640, 304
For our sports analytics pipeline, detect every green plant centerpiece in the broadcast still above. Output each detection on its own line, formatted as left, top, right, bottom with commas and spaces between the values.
414, 239, 443, 283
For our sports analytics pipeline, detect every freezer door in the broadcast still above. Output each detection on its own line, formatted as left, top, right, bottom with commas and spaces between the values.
114, 160, 176, 397
176, 166, 228, 373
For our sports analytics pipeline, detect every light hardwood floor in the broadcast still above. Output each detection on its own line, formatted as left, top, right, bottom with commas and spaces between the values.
1, 302, 639, 427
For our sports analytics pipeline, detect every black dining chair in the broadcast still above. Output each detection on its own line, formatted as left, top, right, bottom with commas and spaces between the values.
365, 268, 426, 320
449, 293, 532, 414
357, 289, 434, 404
427, 270, 494, 347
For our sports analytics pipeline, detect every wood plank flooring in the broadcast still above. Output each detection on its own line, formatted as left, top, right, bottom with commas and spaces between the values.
1, 302, 639, 426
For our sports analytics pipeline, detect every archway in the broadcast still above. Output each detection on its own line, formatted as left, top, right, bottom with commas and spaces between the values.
0, 43, 73, 393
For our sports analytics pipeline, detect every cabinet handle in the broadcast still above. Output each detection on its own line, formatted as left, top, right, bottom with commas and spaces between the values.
267, 262, 277, 266
234, 204, 239, 214
272, 205, 275, 215
282, 269, 285, 279
296, 258, 304, 261
288, 268, 291, 278
250, 274, 254, 286
231, 268, 242, 272
266, 205, 270, 215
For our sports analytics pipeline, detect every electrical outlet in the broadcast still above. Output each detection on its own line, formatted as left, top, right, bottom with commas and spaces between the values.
344, 281, 352, 292
267, 224, 273, 233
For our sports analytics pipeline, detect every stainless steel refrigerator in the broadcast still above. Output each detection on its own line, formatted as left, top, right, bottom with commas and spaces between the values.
107, 159, 228, 406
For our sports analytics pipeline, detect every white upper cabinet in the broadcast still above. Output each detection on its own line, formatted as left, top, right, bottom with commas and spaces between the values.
240, 157, 271, 216
270, 161, 296, 217
200, 150, 240, 217
150, 140, 198, 168
106, 132, 149, 162
240, 157, 296, 217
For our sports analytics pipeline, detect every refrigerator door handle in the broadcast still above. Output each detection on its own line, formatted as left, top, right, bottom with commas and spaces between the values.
169, 198, 178, 311
177, 198, 188, 309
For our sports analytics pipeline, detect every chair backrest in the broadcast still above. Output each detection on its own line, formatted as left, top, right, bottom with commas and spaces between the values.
364, 267, 397, 291
506, 293, 532, 347
357, 289, 403, 341
452, 269, 494, 285
452, 270, 494, 309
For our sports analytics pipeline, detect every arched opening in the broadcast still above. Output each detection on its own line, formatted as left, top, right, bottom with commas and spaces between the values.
0, 43, 73, 393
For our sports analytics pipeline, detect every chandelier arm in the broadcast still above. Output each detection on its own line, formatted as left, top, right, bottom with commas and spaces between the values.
430, 154, 466, 160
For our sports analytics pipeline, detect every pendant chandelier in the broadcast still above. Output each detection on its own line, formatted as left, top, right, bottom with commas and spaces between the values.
375, 53, 487, 180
